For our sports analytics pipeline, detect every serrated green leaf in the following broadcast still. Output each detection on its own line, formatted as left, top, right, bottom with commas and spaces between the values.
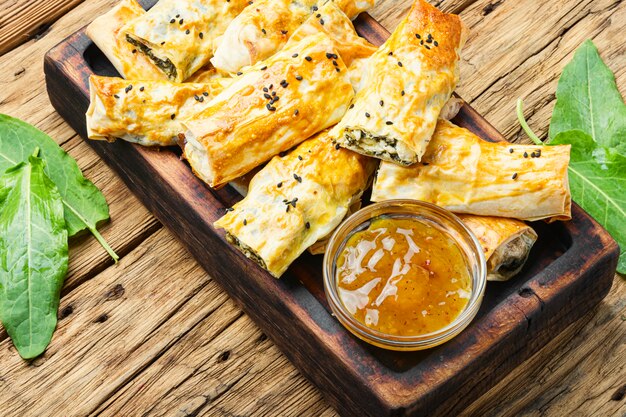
0, 155, 68, 359
0, 114, 117, 261
550, 130, 626, 273
549, 40, 626, 155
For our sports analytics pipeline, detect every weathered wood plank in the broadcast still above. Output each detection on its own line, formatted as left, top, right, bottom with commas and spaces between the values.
466, 0, 626, 142
0, 0, 86, 55
0, 228, 234, 416
462, 281, 626, 417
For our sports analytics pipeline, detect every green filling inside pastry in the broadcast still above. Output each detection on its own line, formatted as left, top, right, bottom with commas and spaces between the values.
126, 35, 177, 80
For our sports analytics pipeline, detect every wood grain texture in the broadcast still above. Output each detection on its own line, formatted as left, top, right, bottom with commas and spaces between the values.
0, 0, 86, 55
41, 3, 618, 416
0, 0, 623, 416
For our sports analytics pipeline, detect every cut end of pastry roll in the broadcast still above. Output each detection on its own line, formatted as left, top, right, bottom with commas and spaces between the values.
86, 0, 167, 80
121, 0, 249, 81
458, 214, 538, 281
371, 119, 572, 222
331, 0, 466, 165
214, 130, 377, 278
183, 33, 355, 188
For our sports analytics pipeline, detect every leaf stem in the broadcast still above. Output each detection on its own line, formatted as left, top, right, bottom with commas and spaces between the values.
62, 201, 119, 263
32, 147, 40, 157
516, 98, 544, 146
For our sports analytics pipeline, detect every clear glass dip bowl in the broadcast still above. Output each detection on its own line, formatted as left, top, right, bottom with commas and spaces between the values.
323, 200, 487, 351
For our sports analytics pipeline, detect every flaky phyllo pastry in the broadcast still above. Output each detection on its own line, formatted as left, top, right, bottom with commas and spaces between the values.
331, 0, 467, 165
371, 119, 572, 222
86, 75, 232, 146
214, 130, 378, 277
122, 0, 249, 81
457, 215, 537, 281
288, 2, 377, 91
210, 0, 376, 74
181, 33, 355, 188
86, 0, 166, 80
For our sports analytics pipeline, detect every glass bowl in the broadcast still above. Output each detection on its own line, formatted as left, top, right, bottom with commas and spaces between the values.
323, 200, 487, 351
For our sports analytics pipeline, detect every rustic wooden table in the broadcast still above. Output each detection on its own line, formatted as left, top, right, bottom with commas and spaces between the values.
0, 0, 624, 415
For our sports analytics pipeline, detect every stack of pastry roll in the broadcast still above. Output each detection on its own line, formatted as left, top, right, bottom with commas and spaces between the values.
210, 0, 376, 74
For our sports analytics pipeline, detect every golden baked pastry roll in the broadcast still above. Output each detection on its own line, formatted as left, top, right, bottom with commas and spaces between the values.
214, 130, 378, 278
210, 0, 375, 74
182, 33, 355, 188
457, 215, 538, 281
122, 0, 249, 81
86, 0, 166, 80
330, 0, 467, 165
371, 119, 572, 222
86, 75, 231, 146
288, 2, 377, 91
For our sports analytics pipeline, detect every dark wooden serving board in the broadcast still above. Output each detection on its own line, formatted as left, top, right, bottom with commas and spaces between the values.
43, 7, 618, 416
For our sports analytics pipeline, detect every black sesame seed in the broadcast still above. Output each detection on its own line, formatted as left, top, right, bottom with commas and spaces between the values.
316, 13, 321, 18
176, 14, 180, 18
416, 33, 421, 39
272, 91, 276, 96
179, 18, 184, 24
198, 96, 204, 102
401, 90, 405, 96
420, 40, 424, 45
388, 51, 393, 56
171, 114, 176, 120
512, 173, 518, 180
320, 18, 324, 25
312, 5, 318, 11
326, 52, 333, 59
427, 33, 433, 40
523, 152, 528, 158
132, 49, 137, 54
426, 38, 433, 44
194, 94, 200, 101
263, 87, 268, 92
294, 109, 299, 115
281, 30, 288, 35
185, 29, 190, 35
237, 71, 243, 76
269, 84, 273, 89
113, 94, 120, 99
199, 32, 203, 39
292, 53, 299, 58
170, 18, 175, 23
305, 56, 312, 61
202, 91, 208, 96
295, 75, 303, 81
139, 86, 145, 92
266, 103, 276, 111
161, 41, 165, 45
277, 182, 282, 188
264, 93, 272, 99
125, 84, 133, 93
332, 61, 338, 67
424, 45, 431, 50
365, 112, 370, 118
243, 219, 247, 225
286, 205, 290, 213
509, 148, 514, 153
434, 41, 439, 47
379, 100, 384, 106
349, 103, 354, 109
225, 207, 234, 212
386, 121, 393, 125
248, 0, 253, 4
335, 143, 341, 150
298, 155, 303, 160
279, 151, 287, 157
293, 173, 302, 183
398, 61, 403, 67
305, 222, 310, 229
261, 65, 267, 70
335, 67, 340, 72
261, 28, 266, 34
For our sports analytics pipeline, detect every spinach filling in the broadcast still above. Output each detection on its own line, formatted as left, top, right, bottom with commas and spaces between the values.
225, 232, 268, 271
126, 35, 177, 80
344, 131, 415, 166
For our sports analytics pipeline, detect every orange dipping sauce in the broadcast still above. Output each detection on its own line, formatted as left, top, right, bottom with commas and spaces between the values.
336, 217, 472, 336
